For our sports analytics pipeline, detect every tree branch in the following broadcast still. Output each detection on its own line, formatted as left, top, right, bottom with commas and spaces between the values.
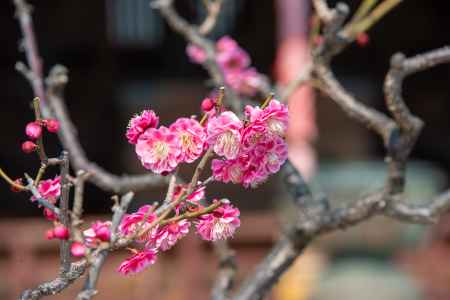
45, 65, 169, 193
76, 192, 134, 300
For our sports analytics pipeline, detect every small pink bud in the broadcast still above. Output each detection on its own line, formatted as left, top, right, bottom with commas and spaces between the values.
45, 119, 60, 133
11, 178, 23, 193
43, 208, 57, 221
46, 229, 55, 240
201, 98, 215, 112
21, 141, 38, 154
53, 225, 69, 240
356, 33, 369, 47
70, 242, 86, 257
25, 122, 42, 139
95, 226, 110, 242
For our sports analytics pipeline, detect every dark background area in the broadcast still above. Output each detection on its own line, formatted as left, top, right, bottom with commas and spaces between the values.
0, 0, 449, 217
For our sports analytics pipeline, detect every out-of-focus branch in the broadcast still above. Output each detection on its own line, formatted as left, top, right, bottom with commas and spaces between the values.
233, 1, 450, 298
152, 0, 242, 112
278, 62, 312, 102
198, 0, 224, 35
45, 65, 169, 193
211, 241, 236, 300
13, 0, 48, 114
20, 260, 87, 300
13, 0, 169, 194
76, 192, 134, 300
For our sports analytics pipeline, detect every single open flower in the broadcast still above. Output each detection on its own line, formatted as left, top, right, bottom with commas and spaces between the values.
169, 118, 206, 163
31, 176, 61, 203
126, 110, 159, 144
148, 219, 190, 251
207, 111, 243, 159
135, 126, 181, 174
119, 205, 157, 242
117, 248, 158, 275
195, 201, 240, 241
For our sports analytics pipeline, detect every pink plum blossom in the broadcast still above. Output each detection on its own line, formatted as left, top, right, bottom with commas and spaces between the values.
245, 99, 289, 137
31, 176, 61, 203
126, 110, 159, 144
148, 219, 190, 251
207, 111, 243, 159
216, 36, 239, 52
118, 248, 158, 275
169, 118, 206, 163
216, 47, 250, 72
195, 201, 240, 241
119, 205, 157, 242
135, 126, 181, 174
186, 44, 207, 64
211, 159, 244, 185
225, 68, 265, 97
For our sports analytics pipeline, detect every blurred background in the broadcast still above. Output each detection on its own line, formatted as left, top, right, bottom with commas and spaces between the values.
1, 0, 450, 299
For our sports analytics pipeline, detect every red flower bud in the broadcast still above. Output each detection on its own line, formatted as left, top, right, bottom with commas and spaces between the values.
21, 141, 38, 154
43, 208, 57, 221
356, 33, 369, 47
53, 225, 69, 240
70, 242, 86, 257
45, 119, 60, 133
201, 98, 215, 112
11, 178, 23, 193
46, 229, 55, 240
25, 122, 42, 140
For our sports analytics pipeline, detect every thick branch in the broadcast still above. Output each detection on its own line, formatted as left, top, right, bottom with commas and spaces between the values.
211, 241, 236, 300
20, 260, 87, 300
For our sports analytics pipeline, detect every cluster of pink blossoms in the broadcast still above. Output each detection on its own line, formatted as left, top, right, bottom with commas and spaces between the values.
127, 111, 206, 174
126, 99, 288, 188
116, 199, 240, 275
120, 92, 288, 275
186, 36, 266, 96
211, 100, 289, 188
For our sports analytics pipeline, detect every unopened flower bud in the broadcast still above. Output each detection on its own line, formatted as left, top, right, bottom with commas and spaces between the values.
356, 32, 369, 47
46, 229, 55, 240
201, 98, 215, 112
43, 208, 57, 221
11, 178, 23, 193
53, 225, 69, 240
70, 242, 86, 257
25, 122, 42, 139
21, 141, 37, 154
45, 119, 60, 133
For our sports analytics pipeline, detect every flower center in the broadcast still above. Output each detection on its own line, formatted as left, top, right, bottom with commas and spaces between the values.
229, 164, 242, 183
267, 119, 285, 136
181, 133, 193, 150
153, 141, 169, 159
217, 131, 239, 157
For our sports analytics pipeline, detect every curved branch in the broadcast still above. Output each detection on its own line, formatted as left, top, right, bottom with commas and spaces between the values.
46, 66, 169, 193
